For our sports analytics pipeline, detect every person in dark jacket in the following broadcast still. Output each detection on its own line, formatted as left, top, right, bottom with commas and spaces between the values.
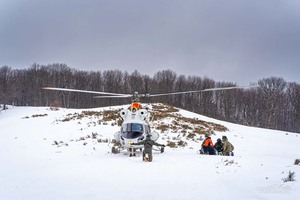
131, 134, 165, 162
214, 138, 223, 155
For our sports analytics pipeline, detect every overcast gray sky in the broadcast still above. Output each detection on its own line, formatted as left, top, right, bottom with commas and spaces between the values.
1, 0, 300, 85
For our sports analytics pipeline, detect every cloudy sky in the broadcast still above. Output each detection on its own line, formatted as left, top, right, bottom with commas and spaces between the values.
1, 0, 300, 85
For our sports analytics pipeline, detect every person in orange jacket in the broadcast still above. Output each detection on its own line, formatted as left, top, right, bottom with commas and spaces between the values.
200, 134, 216, 155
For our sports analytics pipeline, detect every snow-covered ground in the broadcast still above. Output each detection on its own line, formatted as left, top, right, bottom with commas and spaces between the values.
0, 105, 299, 200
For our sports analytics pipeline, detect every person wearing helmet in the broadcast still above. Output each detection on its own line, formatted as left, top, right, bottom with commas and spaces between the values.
131, 134, 165, 162
214, 138, 223, 155
200, 134, 216, 155
222, 136, 234, 156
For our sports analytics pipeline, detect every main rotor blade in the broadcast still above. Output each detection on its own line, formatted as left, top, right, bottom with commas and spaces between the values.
93, 95, 132, 98
149, 85, 258, 97
42, 87, 131, 96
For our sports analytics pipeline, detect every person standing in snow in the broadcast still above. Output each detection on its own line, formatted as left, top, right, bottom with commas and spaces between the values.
201, 134, 216, 155
222, 136, 234, 156
131, 134, 165, 162
214, 138, 223, 155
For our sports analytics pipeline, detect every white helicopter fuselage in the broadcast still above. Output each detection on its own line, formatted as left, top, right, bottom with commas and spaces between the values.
114, 108, 159, 151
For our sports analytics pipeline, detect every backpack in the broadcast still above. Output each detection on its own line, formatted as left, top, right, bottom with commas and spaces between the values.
229, 142, 234, 151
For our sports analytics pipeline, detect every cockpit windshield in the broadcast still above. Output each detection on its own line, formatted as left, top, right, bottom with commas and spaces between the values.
121, 123, 144, 139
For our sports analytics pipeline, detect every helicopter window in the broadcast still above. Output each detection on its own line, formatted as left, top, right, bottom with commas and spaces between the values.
132, 123, 143, 132
122, 123, 143, 139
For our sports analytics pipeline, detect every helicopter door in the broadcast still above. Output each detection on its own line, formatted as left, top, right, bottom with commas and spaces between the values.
150, 131, 159, 141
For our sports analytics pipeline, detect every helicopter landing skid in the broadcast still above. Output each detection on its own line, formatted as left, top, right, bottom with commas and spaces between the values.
111, 146, 142, 157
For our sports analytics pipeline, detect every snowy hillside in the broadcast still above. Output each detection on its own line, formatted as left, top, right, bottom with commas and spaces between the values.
0, 104, 299, 200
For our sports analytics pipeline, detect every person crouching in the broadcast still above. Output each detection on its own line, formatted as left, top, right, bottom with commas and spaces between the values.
222, 136, 234, 156
201, 134, 216, 155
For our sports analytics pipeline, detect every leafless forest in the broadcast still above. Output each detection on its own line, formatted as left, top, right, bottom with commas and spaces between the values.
1, 64, 300, 133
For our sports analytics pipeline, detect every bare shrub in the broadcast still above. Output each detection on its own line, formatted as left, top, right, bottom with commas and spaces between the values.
282, 171, 296, 182
294, 159, 300, 165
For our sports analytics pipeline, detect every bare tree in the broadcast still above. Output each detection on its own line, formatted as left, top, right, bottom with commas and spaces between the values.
286, 82, 300, 132
1, 64, 299, 133
0, 66, 12, 109
102, 70, 124, 106
258, 77, 287, 129
152, 70, 177, 104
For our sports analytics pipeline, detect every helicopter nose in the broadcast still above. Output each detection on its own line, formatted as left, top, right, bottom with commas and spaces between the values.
128, 139, 138, 146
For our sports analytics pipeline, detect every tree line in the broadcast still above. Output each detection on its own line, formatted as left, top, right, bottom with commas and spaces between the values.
1, 63, 300, 133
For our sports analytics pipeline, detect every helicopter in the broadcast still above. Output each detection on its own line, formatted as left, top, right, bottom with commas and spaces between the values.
43, 85, 257, 156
